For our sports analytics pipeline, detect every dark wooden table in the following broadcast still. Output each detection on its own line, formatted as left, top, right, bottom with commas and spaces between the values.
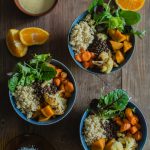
0, 0, 149, 149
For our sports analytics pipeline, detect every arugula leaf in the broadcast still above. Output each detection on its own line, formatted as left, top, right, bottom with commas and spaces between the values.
103, 3, 110, 12
88, 0, 104, 13
119, 10, 141, 25
8, 74, 19, 93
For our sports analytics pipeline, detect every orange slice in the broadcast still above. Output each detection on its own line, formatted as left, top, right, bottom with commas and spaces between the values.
116, 0, 145, 11
19, 27, 49, 46
6, 29, 28, 57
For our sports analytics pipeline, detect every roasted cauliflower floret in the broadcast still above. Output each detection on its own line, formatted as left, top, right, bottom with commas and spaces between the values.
44, 91, 67, 115
93, 51, 114, 73
118, 136, 138, 150
111, 141, 124, 150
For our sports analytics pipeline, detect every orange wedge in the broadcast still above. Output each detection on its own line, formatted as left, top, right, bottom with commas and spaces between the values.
6, 29, 28, 57
19, 27, 49, 46
116, 0, 145, 11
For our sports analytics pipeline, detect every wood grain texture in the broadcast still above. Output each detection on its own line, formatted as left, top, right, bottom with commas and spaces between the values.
0, 0, 148, 150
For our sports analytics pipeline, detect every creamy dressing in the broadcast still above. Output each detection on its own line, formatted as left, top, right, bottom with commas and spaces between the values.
18, 0, 56, 14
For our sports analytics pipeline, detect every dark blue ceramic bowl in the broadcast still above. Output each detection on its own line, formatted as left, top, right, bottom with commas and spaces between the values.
80, 101, 147, 150
68, 11, 135, 74
9, 59, 77, 125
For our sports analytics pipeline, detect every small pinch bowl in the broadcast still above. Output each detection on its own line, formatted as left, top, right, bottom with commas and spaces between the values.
9, 59, 77, 125
14, 0, 58, 17
68, 11, 135, 75
80, 101, 147, 150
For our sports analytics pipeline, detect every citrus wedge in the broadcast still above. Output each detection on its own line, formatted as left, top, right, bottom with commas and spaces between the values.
6, 29, 28, 57
19, 27, 49, 46
116, 0, 145, 11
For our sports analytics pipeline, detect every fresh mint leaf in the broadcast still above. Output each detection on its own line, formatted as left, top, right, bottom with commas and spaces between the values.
8, 74, 19, 93
119, 10, 141, 25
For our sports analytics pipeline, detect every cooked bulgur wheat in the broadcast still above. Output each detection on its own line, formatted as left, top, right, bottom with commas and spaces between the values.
70, 21, 94, 53
83, 115, 107, 146
14, 85, 40, 119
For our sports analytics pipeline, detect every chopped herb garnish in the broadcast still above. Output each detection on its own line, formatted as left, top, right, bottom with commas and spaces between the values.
8, 54, 57, 93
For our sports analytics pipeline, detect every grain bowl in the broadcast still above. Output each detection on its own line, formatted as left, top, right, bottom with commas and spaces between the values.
9, 54, 77, 125
80, 89, 147, 150
67, 0, 145, 74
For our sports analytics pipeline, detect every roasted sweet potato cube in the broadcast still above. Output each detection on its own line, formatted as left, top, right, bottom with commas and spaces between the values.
115, 30, 126, 42
120, 122, 131, 132
133, 131, 142, 141
41, 105, 55, 118
105, 139, 116, 150
110, 40, 123, 51
115, 50, 125, 64
130, 126, 138, 134
108, 29, 126, 42
124, 41, 132, 53
125, 34, 130, 41
91, 138, 106, 150
108, 29, 116, 39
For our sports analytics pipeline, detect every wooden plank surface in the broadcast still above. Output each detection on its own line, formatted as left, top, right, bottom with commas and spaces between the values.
0, 0, 148, 150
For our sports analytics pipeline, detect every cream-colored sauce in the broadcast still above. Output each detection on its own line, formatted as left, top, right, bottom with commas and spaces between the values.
18, 0, 56, 14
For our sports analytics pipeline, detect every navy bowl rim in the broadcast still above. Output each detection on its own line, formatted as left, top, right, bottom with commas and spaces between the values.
68, 10, 135, 75
79, 101, 148, 150
9, 59, 77, 126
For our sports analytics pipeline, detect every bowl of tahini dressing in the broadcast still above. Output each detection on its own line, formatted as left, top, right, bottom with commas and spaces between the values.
14, 0, 58, 16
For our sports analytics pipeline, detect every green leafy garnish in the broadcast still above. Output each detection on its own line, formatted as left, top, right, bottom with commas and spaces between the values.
40, 63, 57, 80
88, 0, 104, 13
8, 74, 19, 93
8, 54, 57, 93
87, 0, 144, 35
119, 10, 141, 25
131, 30, 146, 39
108, 17, 125, 31
96, 89, 129, 119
